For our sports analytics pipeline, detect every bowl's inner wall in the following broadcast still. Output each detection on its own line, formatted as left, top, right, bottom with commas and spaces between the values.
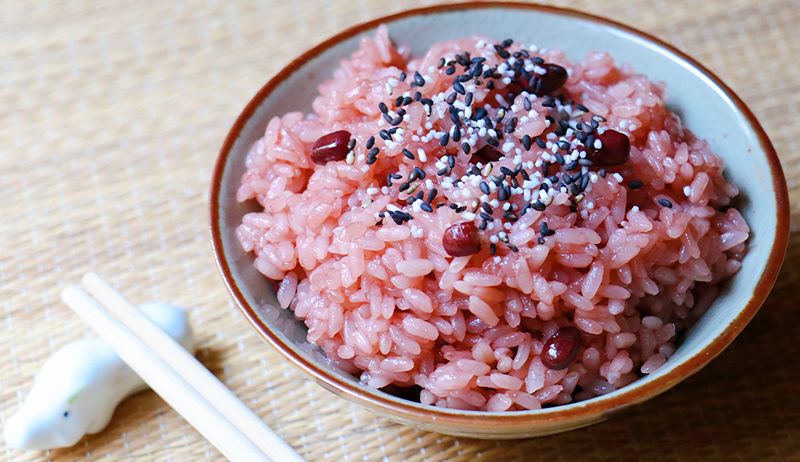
217, 6, 777, 414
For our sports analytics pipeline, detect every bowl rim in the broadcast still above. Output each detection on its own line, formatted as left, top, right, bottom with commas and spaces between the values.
209, 2, 789, 426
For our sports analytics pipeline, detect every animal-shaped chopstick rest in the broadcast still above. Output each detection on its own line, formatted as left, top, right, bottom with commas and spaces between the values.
4, 302, 194, 450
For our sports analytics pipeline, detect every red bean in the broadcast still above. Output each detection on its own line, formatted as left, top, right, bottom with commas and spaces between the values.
471, 145, 503, 164
310, 130, 351, 165
526, 63, 568, 95
586, 129, 630, 166
442, 222, 481, 257
541, 326, 582, 370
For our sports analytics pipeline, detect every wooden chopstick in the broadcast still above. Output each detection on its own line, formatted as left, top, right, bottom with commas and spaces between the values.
61, 273, 305, 462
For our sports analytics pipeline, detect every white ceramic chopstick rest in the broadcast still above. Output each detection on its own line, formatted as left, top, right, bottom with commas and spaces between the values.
4, 302, 195, 451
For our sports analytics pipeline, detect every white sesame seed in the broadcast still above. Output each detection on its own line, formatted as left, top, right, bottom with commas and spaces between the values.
489, 235, 499, 244
381, 186, 389, 194
367, 187, 379, 195
417, 149, 427, 162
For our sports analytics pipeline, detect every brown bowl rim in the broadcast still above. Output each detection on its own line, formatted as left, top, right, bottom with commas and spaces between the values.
209, 2, 789, 428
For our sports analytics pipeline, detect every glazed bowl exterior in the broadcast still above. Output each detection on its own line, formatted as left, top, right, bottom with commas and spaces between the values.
210, 3, 789, 438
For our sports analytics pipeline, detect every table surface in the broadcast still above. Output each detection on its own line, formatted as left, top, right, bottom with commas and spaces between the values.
1, 0, 799, 461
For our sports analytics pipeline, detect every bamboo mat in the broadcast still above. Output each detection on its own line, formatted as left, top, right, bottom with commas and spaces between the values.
1, 0, 799, 461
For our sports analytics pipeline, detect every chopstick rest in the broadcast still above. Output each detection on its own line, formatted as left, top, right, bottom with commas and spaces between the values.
62, 274, 305, 462
4, 302, 194, 450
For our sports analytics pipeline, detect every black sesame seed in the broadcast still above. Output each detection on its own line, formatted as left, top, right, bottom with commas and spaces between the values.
480, 212, 494, 222
538, 237, 546, 244
478, 219, 487, 231
565, 161, 578, 171
599, 169, 607, 178
420, 202, 433, 212
395, 96, 404, 107
563, 175, 573, 185
507, 244, 519, 252
415, 190, 424, 201
446, 66, 456, 75
542, 163, 549, 177
531, 56, 545, 64
481, 202, 492, 214
413, 71, 425, 87
557, 140, 570, 151
413, 92, 421, 102
382, 113, 393, 124
366, 157, 377, 165
590, 119, 600, 129
523, 97, 532, 111
436, 167, 449, 176
555, 153, 565, 165
547, 175, 559, 184
479, 181, 490, 195
386, 174, 393, 186
378, 102, 388, 114
487, 80, 495, 90
465, 92, 473, 107
578, 158, 594, 166
403, 96, 413, 106
592, 114, 607, 122
629, 180, 644, 189
500, 167, 514, 177
535, 137, 546, 149
497, 186, 509, 201
427, 189, 437, 203
503, 117, 518, 133
576, 103, 589, 112
453, 81, 465, 95
402, 149, 415, 160
390, 212, 404, 225
452, 128, 462, 142
437, 203, 446, 208
522, 135, 532, 150
449, 203, 458, 209
391, 116, 403, 126
462, 142, 471, 154
501, 38, 513, 48
520, 169, 530, 181
347, 138, 356, 150
366, 136, 375, 149
440, 133, 450, 146
494, 45, 510, 59
368, 147, 380, 157
503, 211, 518, 222
486, 138, 499, 147
532, 201, 547, 211
447, 156, 455, 168
580, 175, 590, 189
490, 243, 497, 255
450, 112, 461, 126
542, 100, 556, 108
414, 167, 426, 179
658, 199, 673, 208
437, 57, 446, 69
455, 205, 467, 213
540, 222, 555, 237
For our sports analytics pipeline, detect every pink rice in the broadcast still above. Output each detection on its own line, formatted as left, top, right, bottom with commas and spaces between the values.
236, 26, 749, 411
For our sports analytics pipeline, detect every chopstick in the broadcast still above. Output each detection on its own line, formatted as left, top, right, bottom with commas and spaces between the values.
61, 273, 305, 462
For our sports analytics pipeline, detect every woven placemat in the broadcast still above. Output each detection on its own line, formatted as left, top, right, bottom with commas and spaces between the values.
1, 0, 799, 461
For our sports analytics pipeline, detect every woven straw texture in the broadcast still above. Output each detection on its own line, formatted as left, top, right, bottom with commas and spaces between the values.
1, 0, 799, 460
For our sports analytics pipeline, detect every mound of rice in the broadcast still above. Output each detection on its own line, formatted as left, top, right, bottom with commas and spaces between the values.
236, 26, 749, 411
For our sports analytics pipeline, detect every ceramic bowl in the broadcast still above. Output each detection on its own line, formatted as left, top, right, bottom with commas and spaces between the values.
210, 3, 789, 438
